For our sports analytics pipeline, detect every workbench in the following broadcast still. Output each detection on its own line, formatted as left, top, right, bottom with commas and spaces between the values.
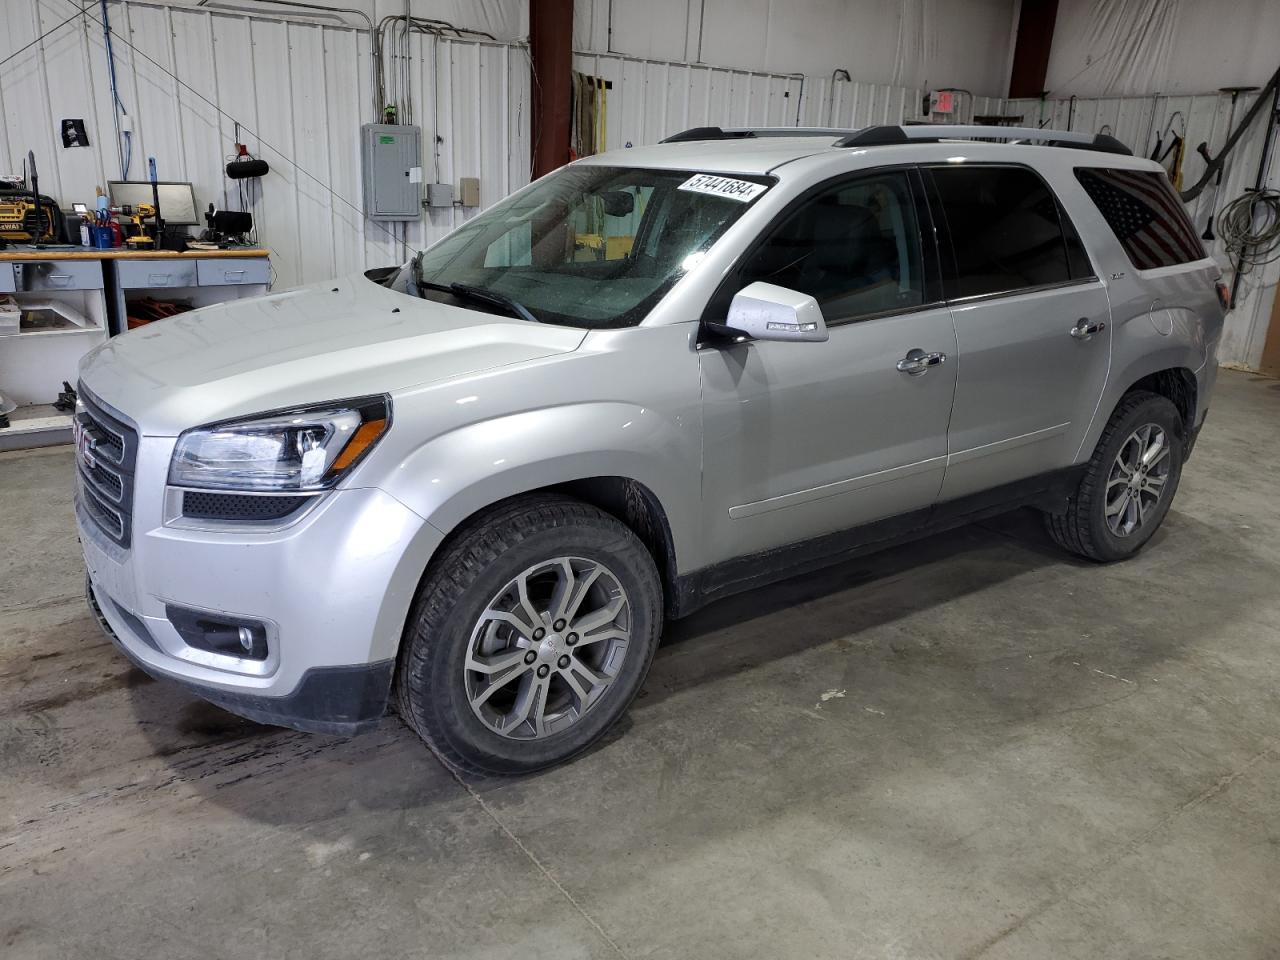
0, 247, 271, 450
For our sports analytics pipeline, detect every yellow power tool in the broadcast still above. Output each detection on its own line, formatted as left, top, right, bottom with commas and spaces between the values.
124, 203, 157, 248
0, 196, 57, 242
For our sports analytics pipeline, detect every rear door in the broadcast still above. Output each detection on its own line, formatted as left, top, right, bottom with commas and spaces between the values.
924, 163, 1112, 501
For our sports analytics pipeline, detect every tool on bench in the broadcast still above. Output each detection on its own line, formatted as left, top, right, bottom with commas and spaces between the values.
0, 151, 61, 243
122, 203, 158, 247
195, 204, 253, 246
0, 194, 57, 243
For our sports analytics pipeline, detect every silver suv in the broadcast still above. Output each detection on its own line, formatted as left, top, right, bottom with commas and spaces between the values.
77, 125, 1224, 773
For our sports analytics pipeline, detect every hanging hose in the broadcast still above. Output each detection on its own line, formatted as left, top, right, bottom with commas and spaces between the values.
1217, 189, 1280, 274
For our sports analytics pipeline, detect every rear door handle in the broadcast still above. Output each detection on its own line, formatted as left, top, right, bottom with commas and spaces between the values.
1071, 317, 1106, 339
897, 349, 947, 375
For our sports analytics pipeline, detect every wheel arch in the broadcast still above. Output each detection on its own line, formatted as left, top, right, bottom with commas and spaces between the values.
400, 472, 684, 631
1125, 367, 1198, 437
1080, 350, 1203, 461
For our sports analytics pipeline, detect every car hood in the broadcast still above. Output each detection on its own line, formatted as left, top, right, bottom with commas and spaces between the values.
78, 272, 587, 435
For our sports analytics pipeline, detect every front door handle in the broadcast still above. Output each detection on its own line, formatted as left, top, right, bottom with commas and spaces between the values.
897, 349, 947, 375
1071, 317, 1107, 340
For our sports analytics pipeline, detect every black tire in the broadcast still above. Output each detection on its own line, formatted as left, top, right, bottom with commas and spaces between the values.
395, 493, 662, 776
1044, 390, 1185, 562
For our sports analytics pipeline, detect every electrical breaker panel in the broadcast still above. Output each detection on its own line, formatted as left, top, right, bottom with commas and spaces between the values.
360, 124, 422, 221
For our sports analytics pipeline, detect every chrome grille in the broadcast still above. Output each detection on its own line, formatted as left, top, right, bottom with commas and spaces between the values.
75, 386, 138, 548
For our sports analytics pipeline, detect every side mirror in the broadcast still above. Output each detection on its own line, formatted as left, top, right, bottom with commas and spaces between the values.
720, 281, 829, 343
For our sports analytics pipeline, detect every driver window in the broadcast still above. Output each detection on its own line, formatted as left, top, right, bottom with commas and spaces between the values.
739, 171, 925, 321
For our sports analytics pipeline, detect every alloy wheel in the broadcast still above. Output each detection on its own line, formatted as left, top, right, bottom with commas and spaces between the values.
463, 557, 632, 740
1105, 422, 1171, 537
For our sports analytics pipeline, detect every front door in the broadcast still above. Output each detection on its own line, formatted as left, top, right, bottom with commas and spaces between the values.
698, 169, 958, 567
923, 163, 1113, 501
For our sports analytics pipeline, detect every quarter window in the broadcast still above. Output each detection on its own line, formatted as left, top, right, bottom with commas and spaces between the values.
736, 171, 926, 321
930, 166, 1076, 298
1075, 167, 1205, 270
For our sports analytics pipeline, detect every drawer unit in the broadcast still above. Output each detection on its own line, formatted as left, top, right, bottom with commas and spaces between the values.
116, 260, 199, 289
0, 263, 14, 293
14, 260, 104, 291
196, 258, 270, 286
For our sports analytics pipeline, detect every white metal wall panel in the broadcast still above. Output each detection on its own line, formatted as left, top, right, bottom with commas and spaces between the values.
1007, 93, 1278, 368
574, 52, 1008, 150
571, 53, 806, 150
0, 1, 530, 290
574, 0, 1017, 97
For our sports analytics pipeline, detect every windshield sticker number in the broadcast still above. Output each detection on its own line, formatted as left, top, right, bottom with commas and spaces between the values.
678, 174, 766, 203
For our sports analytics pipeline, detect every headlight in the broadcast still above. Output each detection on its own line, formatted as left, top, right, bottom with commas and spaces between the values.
168, 397, 390, 492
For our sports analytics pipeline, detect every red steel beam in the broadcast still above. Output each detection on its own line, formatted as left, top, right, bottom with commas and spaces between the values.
530, 0, 574, 177
1008, 0, 1059, 99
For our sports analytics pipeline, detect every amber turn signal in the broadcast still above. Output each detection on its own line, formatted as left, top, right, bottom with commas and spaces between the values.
329, 418, 388, 473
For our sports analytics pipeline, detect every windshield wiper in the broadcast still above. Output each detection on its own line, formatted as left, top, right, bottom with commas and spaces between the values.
416, 276, 539, 324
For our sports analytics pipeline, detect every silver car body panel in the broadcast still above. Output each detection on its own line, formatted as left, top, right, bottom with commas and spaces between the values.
79, 275, 587, 435
698, 303, 957, 564
76, 134, 1223, 722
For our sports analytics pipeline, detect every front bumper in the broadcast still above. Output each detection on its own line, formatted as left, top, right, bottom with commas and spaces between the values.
79, 466, 444, 735
88, 577, 393, 734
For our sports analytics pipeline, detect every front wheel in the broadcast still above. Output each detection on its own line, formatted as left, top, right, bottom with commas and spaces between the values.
395, 494, 662, 775
1044, 391, 1185, 562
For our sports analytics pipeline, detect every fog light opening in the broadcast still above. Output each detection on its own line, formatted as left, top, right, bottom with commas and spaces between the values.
166, 605, 270, 661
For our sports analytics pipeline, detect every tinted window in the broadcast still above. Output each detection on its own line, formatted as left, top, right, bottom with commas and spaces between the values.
737, 171, 925, 321
931, 165, 1073, 298
1075, 168, 1204, 270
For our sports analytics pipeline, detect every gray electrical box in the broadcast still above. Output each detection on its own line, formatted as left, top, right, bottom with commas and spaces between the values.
360, 124, 421, 220
426, 183, 454, 208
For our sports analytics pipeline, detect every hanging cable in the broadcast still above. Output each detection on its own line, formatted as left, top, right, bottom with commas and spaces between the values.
1217, 190, 1280, 273
0, 6, 86, 69
100, 0, 132, 179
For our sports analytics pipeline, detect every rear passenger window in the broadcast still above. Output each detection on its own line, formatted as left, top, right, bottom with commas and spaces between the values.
1075, 168, 1205, 270
930, 165, 1077, 298
736, 171, 925, 321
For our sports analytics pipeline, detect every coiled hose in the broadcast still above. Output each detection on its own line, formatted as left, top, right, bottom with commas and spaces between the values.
1217, 189, 1280, 273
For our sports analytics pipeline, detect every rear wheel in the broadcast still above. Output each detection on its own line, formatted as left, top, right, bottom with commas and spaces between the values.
395, 494, 662, 775
1044, 391, 1184, 562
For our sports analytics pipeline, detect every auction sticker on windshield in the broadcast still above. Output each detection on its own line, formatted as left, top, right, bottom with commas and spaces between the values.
678, 174, 767, 202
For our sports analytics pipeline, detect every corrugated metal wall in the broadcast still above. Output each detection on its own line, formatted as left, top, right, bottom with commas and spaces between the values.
0, 0, 531, 290
1007, 94, 1279, 368
572, 52, 1004, 148
570, 53, 805, 149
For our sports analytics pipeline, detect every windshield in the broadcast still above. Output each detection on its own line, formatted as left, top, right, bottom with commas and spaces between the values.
407, 165, 773, 329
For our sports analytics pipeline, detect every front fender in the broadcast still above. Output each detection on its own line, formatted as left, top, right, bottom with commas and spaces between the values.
376, 401, 702, 570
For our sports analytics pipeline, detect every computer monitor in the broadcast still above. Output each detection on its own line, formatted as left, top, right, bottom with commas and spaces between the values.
107, 181, 200, 225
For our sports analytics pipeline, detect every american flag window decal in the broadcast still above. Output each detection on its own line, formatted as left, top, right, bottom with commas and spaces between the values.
1075, 168, 1205, 271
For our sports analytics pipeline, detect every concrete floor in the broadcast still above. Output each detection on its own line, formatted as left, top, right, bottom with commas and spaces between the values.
2, 367, 1278, 960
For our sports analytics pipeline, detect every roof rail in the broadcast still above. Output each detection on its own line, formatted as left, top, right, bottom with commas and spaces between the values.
835, 124, 1132, 156
660, 126, 859, 143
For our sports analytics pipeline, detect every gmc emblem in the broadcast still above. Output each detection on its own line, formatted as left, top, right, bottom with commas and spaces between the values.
74, 420, 98, 470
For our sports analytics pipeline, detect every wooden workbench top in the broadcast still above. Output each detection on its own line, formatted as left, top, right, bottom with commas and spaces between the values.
0, 248, 270, 262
